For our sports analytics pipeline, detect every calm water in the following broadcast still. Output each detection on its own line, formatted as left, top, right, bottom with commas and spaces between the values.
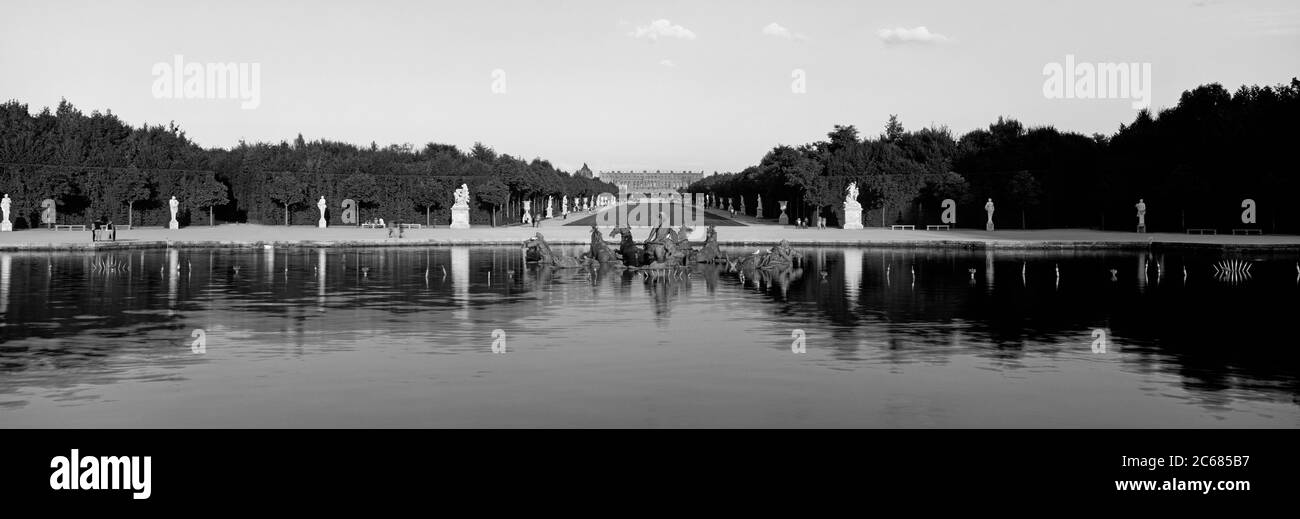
1, 246, 1297, 427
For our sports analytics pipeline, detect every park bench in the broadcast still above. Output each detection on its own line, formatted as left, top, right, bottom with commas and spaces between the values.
1186, 228, 1216, 235
1231, 229, 1262, 235
360, 223, 383, 229
399, 223, 422, 229
890, 225, 915, 230
926, 225, 950, 230
92, 228, 116, 241
54, 224, 87, 231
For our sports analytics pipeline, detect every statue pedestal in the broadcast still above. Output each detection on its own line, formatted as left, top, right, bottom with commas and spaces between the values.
843, 203, 863, 230
318, 218, 327, 228
450, 203, 470, 229
0, 222, 11, 232
986, 221, 994, 231
1136, 225, 1146, 233
778, 201, 788, 225
169, 220, 179, 230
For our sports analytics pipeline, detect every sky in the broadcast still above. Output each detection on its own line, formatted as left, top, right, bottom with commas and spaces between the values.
1, 0, 1297, 174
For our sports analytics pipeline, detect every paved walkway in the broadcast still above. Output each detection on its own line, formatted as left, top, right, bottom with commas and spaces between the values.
2, 223, 1298, 251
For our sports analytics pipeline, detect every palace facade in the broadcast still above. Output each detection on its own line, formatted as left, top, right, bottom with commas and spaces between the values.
595, 170, 705, 193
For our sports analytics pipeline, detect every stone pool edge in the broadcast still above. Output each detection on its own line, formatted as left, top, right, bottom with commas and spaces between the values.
3, 238, 1299, 252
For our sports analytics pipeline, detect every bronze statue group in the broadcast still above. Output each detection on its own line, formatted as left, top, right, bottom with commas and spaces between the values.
523, 221, 802, 276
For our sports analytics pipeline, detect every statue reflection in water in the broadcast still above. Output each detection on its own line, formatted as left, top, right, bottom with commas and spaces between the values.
0, 253, 10, 315
520, 228, 803, 320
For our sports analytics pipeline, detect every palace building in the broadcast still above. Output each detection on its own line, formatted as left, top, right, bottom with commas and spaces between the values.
595, 170, 705, 193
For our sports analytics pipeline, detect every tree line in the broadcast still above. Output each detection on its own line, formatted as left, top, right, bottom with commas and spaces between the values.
692, 79, 1300, 232
0, 99, 617, 228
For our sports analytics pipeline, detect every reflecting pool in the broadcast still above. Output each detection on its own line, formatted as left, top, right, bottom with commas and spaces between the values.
1, 246, 1297, 427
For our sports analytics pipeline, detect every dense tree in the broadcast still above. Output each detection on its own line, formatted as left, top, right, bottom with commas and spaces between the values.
691, 78, 1300, 231
413, 177, 447, 227
0, 98, 616, 227
340, 171, 380, 222
190, 173, 229, 226
5, 78, 1295, 232
882, 114, 904, 143
114, 165, 152, 227
476, 178, 509, 227
265, 172, 306, 226
1006, 171, 1042, 229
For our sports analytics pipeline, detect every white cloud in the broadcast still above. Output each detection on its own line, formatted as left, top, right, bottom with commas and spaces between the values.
628, 19, 697, 41
659, 59, 677, 68
762, 22, 806, 40
878, 26, 950, 45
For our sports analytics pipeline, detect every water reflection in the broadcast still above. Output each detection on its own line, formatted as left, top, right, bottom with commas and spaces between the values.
317, 248, 326, 312
452, 246, 469, 321
168, 248, 179, 310
0, 253, 10, 315
0, 246, 1296, 427
985, 249, 994, 292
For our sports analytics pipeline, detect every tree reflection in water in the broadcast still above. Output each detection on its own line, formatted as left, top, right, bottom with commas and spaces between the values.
0, 246, 1296, 426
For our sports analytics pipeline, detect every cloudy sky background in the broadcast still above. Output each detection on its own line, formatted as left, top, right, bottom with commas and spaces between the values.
2, 0, 1297, 173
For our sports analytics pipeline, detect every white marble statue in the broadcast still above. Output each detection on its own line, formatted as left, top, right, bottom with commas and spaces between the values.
453, 184, 470, 206
984, 198, 995, 231
1136, 199, 1147, 229
842, 182, 863, 229
562, 195, 569, 215
1, 194, 11, 231
522, 200, 532, 225
168, 196, 180, 229
316, 196, 327, 227
450, 184, 471, 229
546, 196, 554, 218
